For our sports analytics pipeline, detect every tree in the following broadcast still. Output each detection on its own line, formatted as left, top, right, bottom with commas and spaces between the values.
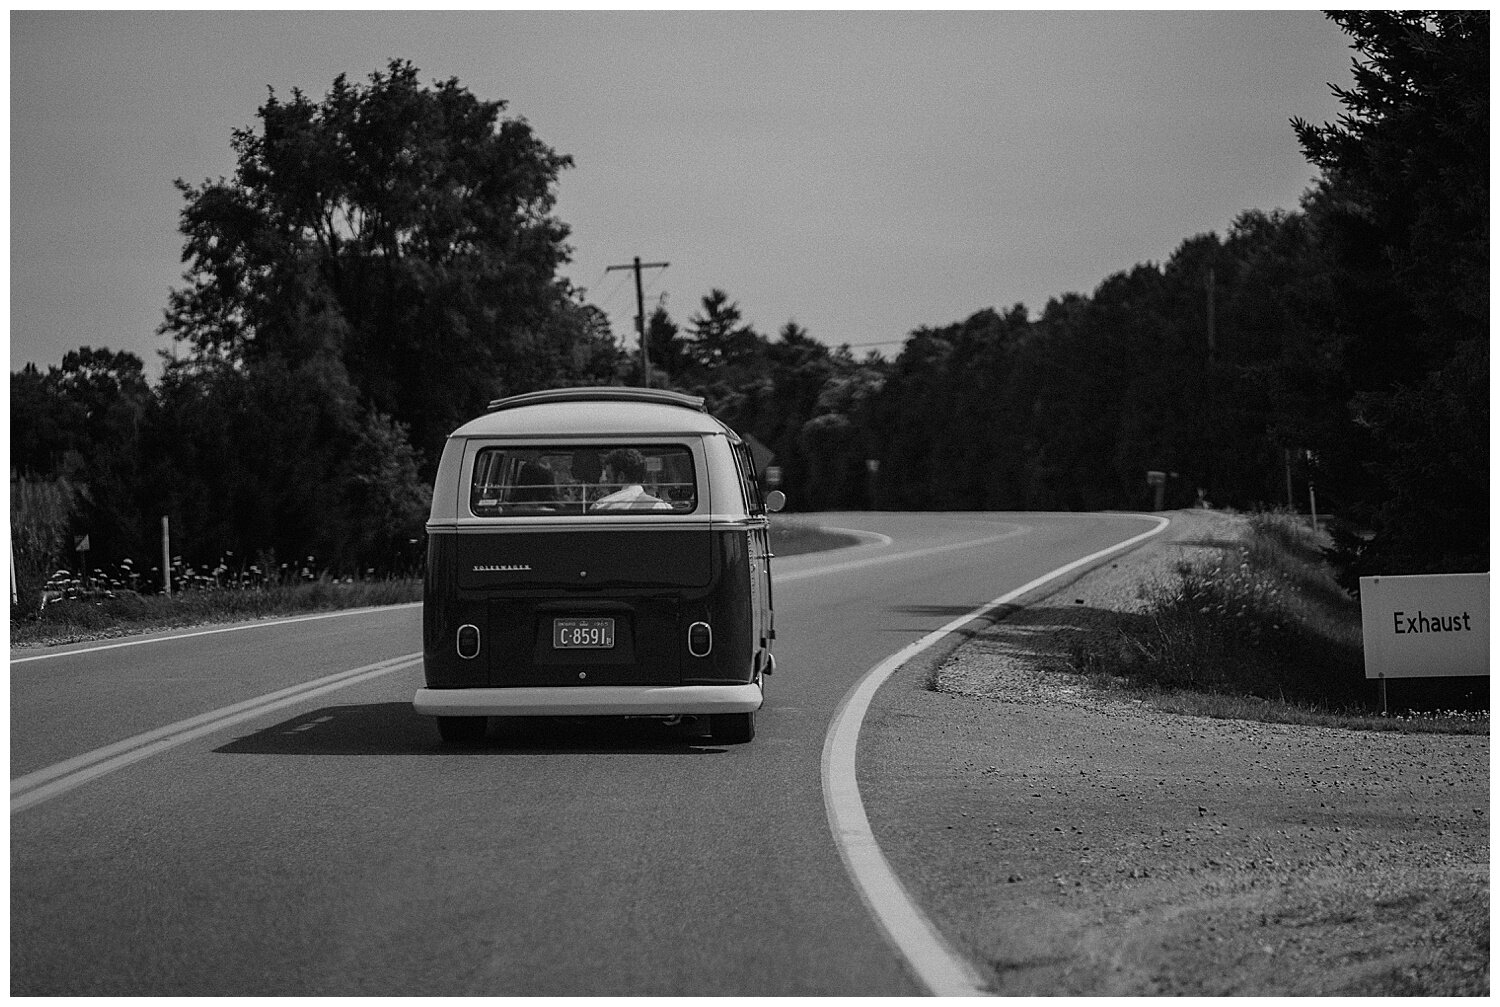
8, 349, 153, 565
163, 60, 609, 468
643, 301, 689, 383
11, 363, 72, 478
341, 409, 434, 573
800, 362, 885, 509
757, 322, 837, 504
685, 288, 765, 374
11, 349, 151, 479
144, 353, 431, 576
1291, 12, 1488, 585
1293, 12, 1487, 366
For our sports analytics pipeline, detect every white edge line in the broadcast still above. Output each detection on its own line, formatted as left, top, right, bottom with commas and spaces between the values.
821, 514, 1171, 996
11, 653, 422, 813
10, 602, 422, 664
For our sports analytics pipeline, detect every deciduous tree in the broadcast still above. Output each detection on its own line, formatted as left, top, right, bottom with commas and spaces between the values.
164, 59, 612, 467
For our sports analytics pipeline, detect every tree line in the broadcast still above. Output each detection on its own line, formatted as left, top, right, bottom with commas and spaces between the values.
11, 12, 1486, 601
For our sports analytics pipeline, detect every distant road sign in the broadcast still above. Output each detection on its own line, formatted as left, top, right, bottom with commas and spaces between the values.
1360, 573, 1488, 679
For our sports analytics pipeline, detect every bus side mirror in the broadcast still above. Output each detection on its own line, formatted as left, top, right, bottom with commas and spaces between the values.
764, 490, 786, 513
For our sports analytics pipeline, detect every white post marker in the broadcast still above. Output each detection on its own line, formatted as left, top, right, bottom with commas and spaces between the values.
161, 515, 172, 597
1359, 572, 1488, 680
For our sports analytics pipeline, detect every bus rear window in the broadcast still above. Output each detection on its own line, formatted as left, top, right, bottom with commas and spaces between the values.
470, 445, 697, 517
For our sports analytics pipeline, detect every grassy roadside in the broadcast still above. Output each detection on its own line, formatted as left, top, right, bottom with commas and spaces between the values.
10, 516, 861, 649
10, 578, 423, 649
1066, 511, 1487, 736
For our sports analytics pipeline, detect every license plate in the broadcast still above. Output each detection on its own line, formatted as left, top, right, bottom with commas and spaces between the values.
553, 617, 616, 650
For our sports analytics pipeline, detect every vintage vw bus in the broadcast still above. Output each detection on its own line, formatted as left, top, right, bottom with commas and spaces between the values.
414, 387, 783, 745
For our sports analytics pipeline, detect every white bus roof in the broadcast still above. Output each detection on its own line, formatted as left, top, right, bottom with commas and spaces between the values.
451, 387, 734, 439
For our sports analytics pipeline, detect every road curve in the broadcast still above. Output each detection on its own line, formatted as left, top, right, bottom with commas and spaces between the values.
11, 512, 1163, 995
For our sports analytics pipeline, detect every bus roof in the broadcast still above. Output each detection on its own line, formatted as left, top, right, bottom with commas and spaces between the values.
454, 387, 731, 439
487, 387, 707, 414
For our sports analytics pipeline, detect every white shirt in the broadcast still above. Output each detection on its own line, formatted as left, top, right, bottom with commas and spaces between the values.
592, 484, 672, 511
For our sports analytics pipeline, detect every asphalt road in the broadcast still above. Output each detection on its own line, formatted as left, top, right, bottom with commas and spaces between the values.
11, 511, 1160, 995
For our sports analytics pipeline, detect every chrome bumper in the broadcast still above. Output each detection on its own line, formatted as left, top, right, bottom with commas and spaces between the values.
413, 683, 763, 717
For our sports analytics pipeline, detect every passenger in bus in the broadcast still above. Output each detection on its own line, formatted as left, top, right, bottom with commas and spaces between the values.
592, 448, 672, 511
511, 461, 559, 510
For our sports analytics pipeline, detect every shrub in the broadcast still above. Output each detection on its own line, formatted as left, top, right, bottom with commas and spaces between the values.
1079, 510, 1367, 707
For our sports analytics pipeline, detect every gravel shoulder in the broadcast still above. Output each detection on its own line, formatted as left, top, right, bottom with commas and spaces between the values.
860, 510, 1489, 996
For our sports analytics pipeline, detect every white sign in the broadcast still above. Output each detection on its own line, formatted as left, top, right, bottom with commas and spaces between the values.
1360, 573, 1488, 679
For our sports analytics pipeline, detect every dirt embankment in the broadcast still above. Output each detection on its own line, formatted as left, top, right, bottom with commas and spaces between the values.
861, 510, 1489, 996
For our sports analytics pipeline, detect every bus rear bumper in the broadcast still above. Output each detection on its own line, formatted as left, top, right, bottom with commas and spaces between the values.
413, 683, 763, 717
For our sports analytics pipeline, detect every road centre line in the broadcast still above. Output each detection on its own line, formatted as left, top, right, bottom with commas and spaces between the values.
11, 653, 422, 814
9, 603, 422, 665
819, 526, 895, 548
779, 526, 1027, 583
11, 653, 416, 795
821, 514, 1171, 996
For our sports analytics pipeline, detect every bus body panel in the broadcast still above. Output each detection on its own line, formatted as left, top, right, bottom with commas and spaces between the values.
423, 526, 755, 691
417, 389, 775, 733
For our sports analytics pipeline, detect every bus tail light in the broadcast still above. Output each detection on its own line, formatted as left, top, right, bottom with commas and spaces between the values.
687, 621, 713, 658
456, 624, 481, 660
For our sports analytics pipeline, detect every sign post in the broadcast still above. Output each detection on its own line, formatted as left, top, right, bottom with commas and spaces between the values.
74, 534, 90, 589
161, 516, 172, 598
1146, 470, 1166, 511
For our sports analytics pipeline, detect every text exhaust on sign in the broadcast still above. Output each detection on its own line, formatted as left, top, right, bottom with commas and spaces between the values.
1359, 572, 1488, 679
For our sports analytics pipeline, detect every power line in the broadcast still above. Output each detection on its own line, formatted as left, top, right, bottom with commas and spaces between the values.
641, 266, 669, 300
590, 269, 633, 313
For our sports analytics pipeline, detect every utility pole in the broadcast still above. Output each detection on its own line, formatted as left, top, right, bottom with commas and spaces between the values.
1205, 267, 1216, 361
606, 256, 669, 387
161, 516, 172, 598
1305, 450, 1319, 533
1284, 448, 1295, 511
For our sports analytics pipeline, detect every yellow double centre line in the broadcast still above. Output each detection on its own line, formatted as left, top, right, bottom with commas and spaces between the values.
11, 652, 421, 814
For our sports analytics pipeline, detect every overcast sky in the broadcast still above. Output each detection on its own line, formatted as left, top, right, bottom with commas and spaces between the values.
10, 10, 1355, 378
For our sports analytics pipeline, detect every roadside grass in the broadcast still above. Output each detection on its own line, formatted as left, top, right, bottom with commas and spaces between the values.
10, 578, 422, 648
11, 518, 860, 648
1068, 510, 1488, 736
